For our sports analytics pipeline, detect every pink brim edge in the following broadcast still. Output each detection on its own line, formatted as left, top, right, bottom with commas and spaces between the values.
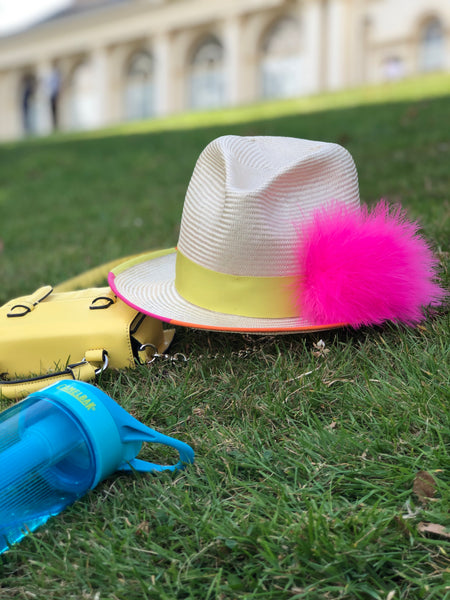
108, 271, 172, 324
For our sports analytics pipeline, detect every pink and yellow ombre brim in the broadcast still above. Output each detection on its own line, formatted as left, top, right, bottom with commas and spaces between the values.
108, 248, 343, 333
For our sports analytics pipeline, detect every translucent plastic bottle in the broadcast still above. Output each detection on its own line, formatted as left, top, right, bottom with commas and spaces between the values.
0, 381, 194, 554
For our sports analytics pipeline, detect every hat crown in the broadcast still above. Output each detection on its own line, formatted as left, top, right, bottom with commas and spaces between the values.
178, 135, 360, 277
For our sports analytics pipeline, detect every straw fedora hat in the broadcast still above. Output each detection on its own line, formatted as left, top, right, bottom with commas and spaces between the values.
109, 135, 443, 333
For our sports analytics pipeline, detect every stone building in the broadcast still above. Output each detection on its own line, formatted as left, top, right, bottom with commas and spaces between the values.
0, 0, 448, 141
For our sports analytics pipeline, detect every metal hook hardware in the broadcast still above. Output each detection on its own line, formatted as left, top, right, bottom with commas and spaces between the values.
139, 344, 188, 364
67, 352, 109, 376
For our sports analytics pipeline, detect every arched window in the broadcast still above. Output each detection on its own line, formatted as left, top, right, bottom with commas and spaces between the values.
419, 18, 445, 72
188, 35, 225, 110
260, 17, 302, 100
68, 60, 97, 130
125, 50, 155, 120
20, 73, 38, 135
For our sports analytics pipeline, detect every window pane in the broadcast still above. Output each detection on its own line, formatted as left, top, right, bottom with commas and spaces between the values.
69, 62, 97, 129
261, 18, 302, 99
189, 37, 225, 109
419, 19, 445, 72
125, 51, 155, 120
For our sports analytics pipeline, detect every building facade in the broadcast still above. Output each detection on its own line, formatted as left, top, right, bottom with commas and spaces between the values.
0, 0, 448, 141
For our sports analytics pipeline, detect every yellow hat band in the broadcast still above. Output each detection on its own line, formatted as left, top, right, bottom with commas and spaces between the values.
175, 251, 298, 318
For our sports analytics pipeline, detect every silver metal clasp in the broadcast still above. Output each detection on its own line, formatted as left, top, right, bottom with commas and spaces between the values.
139, 343, 188, 364
67, 351, 109, 376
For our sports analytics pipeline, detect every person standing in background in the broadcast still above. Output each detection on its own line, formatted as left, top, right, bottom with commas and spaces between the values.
47, 66, 61, 131
21, 74, 36, 135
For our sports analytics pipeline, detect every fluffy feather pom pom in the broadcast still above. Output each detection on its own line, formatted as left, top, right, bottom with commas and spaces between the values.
295, 200, 446, 327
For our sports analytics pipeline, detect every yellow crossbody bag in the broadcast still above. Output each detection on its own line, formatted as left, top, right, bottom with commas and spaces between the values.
0, 286, 174, 400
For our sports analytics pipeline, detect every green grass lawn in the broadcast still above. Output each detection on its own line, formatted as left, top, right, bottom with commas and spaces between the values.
0, 74, 449, 599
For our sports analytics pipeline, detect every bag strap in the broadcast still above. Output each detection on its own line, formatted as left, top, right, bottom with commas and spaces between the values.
53, 254, 143, 292
0, 349, 107, 401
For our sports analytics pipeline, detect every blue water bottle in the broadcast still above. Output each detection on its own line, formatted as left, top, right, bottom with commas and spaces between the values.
0, 381, 194, 554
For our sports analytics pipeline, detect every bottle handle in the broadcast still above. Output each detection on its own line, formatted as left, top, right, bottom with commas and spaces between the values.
118, 427, 194, 473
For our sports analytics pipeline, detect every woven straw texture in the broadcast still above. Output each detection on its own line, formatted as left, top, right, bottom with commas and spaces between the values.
110, 136, 361, 331
180, 136, 359, 276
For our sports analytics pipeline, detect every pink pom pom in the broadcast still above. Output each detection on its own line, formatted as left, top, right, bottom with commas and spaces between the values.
295, 200, 446, 327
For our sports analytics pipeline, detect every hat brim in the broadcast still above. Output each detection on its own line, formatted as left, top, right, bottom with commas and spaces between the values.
108, 249, 346, 333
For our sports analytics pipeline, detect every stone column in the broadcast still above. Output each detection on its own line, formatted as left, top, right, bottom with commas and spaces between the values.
0, 70, 22, 141
154, 32, 171, 116
90, 45, 111, 128
35, 61, 53, 136
169, 30, 191, 113
300, 0, 324, 94
233, 11, 262, 105
107, 44, 129, 124
223, 15, 242, 106
325, 0, 347, 90
359, 13, 373, 84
